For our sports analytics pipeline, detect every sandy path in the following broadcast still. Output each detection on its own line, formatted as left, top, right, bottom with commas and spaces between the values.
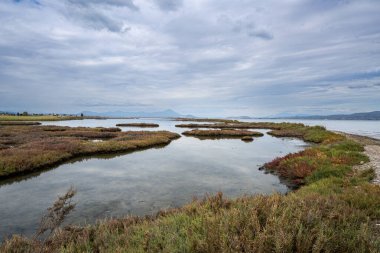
359, 145, 380, 184
334, 131, 380, 185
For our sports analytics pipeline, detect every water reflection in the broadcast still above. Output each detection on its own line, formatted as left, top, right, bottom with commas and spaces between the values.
0, 119, 307, 240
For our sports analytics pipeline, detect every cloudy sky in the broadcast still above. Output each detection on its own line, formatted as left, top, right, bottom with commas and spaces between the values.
0, 0, 379, 117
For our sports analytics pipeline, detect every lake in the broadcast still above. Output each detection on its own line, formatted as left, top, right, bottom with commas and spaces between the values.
0, 118, 378, 240
242, 119, 380, 140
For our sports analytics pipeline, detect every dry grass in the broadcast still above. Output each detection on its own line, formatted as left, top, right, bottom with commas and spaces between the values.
116, 123, 159, 127
182, 129, 264, 138
35, 187, 77, 240
0, 125, 180, 178
2, 188, 379, 252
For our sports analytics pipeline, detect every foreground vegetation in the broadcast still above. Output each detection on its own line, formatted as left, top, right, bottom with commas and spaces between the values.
1, 121, 380, 252
116, 123, 159, 128
0, 125, 179, 178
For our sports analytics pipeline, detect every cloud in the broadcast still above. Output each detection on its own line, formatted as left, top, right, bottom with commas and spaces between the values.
230, 16, 274, 40
0, 0, 379, 116
154, 0, 183, 11
66, 0, 139, 10
13, 0, 40, 5
62, 0, 138, 32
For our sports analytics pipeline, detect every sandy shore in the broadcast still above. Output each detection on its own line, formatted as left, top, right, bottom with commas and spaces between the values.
335, 131, 380, 184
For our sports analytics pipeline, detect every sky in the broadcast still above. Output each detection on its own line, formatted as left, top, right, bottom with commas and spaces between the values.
0, 0, 380, 117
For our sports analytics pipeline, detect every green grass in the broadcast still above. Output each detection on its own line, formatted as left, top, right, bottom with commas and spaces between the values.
2, 188, 379, 252
1, 121, 380, 252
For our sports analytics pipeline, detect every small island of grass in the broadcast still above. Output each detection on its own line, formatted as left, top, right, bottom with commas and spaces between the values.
182, 129, 264, 138
241, 136, 254, 142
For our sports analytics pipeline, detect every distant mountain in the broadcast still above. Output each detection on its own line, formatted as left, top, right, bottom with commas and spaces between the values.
229, 116, 254, 119
266, 113, 313, 118
81, 109, 195, 118
270, 111, 380, 120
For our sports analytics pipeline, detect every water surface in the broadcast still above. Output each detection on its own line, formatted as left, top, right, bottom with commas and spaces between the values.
243, 119, 380, 139
0, 119, 307, 240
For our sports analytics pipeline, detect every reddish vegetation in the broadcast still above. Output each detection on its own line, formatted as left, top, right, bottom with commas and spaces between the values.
0, 125, 180, 178
116, 123, 159, 127
264, 150, 319, 184
182, 129, 264, 138
176, 122, 284, 129
263, 142, 368, 187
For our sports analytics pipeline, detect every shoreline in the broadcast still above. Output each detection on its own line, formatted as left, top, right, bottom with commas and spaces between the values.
334, 131, 380, 184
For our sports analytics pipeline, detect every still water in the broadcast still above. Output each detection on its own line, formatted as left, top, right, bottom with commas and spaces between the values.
242, 119, 380, 140
0, 118, 342, 240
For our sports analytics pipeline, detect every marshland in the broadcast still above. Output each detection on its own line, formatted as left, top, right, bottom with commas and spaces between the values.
2, 0, 380, 251
0, 117, 379, 252
116, 123, 160, 128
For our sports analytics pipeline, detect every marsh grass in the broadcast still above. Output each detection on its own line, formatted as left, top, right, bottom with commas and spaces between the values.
0, 125, 180, 178
241, 136, 254, 142
264, 139, 369, 186
175, 122, 296, 130
1, 121, 380, 252
2, 189, 379, 252
182, 129, 264, 138
116, 123, 159, 127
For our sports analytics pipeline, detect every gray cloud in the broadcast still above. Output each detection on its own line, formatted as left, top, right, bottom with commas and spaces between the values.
0, 0, 380, 116
231, 17, 274, 40
66, 0, 139, 10
154, 0, 183, 11
63, 0, 138, 32
348, 82, 380, 89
